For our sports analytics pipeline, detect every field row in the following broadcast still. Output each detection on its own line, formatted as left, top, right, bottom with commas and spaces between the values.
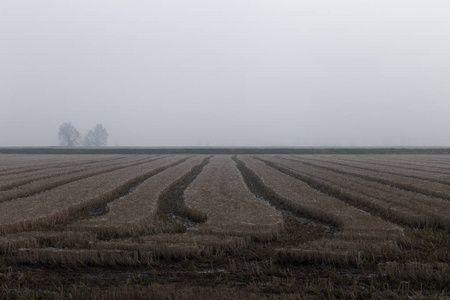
1, 154, 449, 299
260, 156, 450, 230
0, 155, 448, 266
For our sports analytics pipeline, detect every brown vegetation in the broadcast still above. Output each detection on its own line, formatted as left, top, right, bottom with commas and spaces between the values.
0, 155, 126, 191
264, 156, 450, 230
0, 155, 163, 202
335, 155, 450, 174
236, 156, 403, 265
0, 156, 185, 234
73, 156, 208, 238
184, 156, 284, 240
0, 154, 449, 299
288, 155, 450, 200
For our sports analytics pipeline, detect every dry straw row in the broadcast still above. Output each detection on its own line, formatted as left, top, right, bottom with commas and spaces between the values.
12, 248, 156, 267
0, 154, 89, 173
0, 155, 129, 191
0, 231, 97, 254
0, 154, 124, 178
73, 156, 207, 238
289, 155, 450, 200
378, 261, 450, 284
95, 234, 248, 259
0, 156, 186, 235
0, 155, 162, 202
238, 156, 403, 265
304, 155, 450, 184
275, 239, 402, 266
1, 231, 249, 265
184, 156, 284, 240
378, 154, 450, 168
267, 156, 450, 230
277, 155, 450, 214
331, 155, 450, 175
240, 156, 402, 240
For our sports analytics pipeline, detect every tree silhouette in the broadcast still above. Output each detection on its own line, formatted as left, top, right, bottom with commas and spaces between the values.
58, 122, 81, 147
84, 124, 108, 147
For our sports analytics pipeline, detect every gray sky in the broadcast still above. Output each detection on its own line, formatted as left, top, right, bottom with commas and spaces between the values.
1, 0, 449, 147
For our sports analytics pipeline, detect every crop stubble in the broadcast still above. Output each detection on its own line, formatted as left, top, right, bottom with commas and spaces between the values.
0, 154, 448, 299
264, 156, 450, 230
184, 156, 284, 240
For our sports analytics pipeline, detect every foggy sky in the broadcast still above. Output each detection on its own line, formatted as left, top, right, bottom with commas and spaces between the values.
1, 1, 450, 147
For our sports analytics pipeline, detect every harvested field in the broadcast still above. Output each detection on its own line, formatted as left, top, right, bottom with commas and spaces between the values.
0, 155, 161, 202
236, 156, 403, 265
185, 156, 283, 240
0, 154, 449, 299
333, 155, 450, 173
0, 156, 182, 234
73, 156, 209, 238
288, 155, 450, 200
0, 156, 127, 191
262, 156, 450, 230
299, 155, 450, 184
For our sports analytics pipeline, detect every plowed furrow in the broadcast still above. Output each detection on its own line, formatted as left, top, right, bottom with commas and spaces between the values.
287, 157, 450, 201
232, 156, 334, 232
298, 156, 450, 186
0, 155, 126, 178
157, 156, 211, 225
333, 156, 450, 175
69, 156, 192, 223
263, 156, 450, 230
73, 156, 208, 238
0, 155, 108, 174
0, 156, 133, 191
0, 156, 185, 234
0, 156, 164, 203
183, 156, 284, 240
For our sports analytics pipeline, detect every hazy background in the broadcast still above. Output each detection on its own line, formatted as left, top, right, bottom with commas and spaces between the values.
1, 0, 449, 147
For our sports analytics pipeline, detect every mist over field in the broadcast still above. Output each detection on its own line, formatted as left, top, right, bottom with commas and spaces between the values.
1, 0, 449, 147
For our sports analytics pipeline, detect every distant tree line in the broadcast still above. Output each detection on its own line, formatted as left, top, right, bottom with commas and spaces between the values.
58, 122, 108, 147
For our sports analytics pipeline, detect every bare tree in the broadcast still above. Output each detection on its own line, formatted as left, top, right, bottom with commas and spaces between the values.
84, 124, 108, 147
58, 122, 81, 147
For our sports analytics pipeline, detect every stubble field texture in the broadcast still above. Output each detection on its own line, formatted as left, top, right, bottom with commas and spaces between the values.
0, 154, 449, 299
